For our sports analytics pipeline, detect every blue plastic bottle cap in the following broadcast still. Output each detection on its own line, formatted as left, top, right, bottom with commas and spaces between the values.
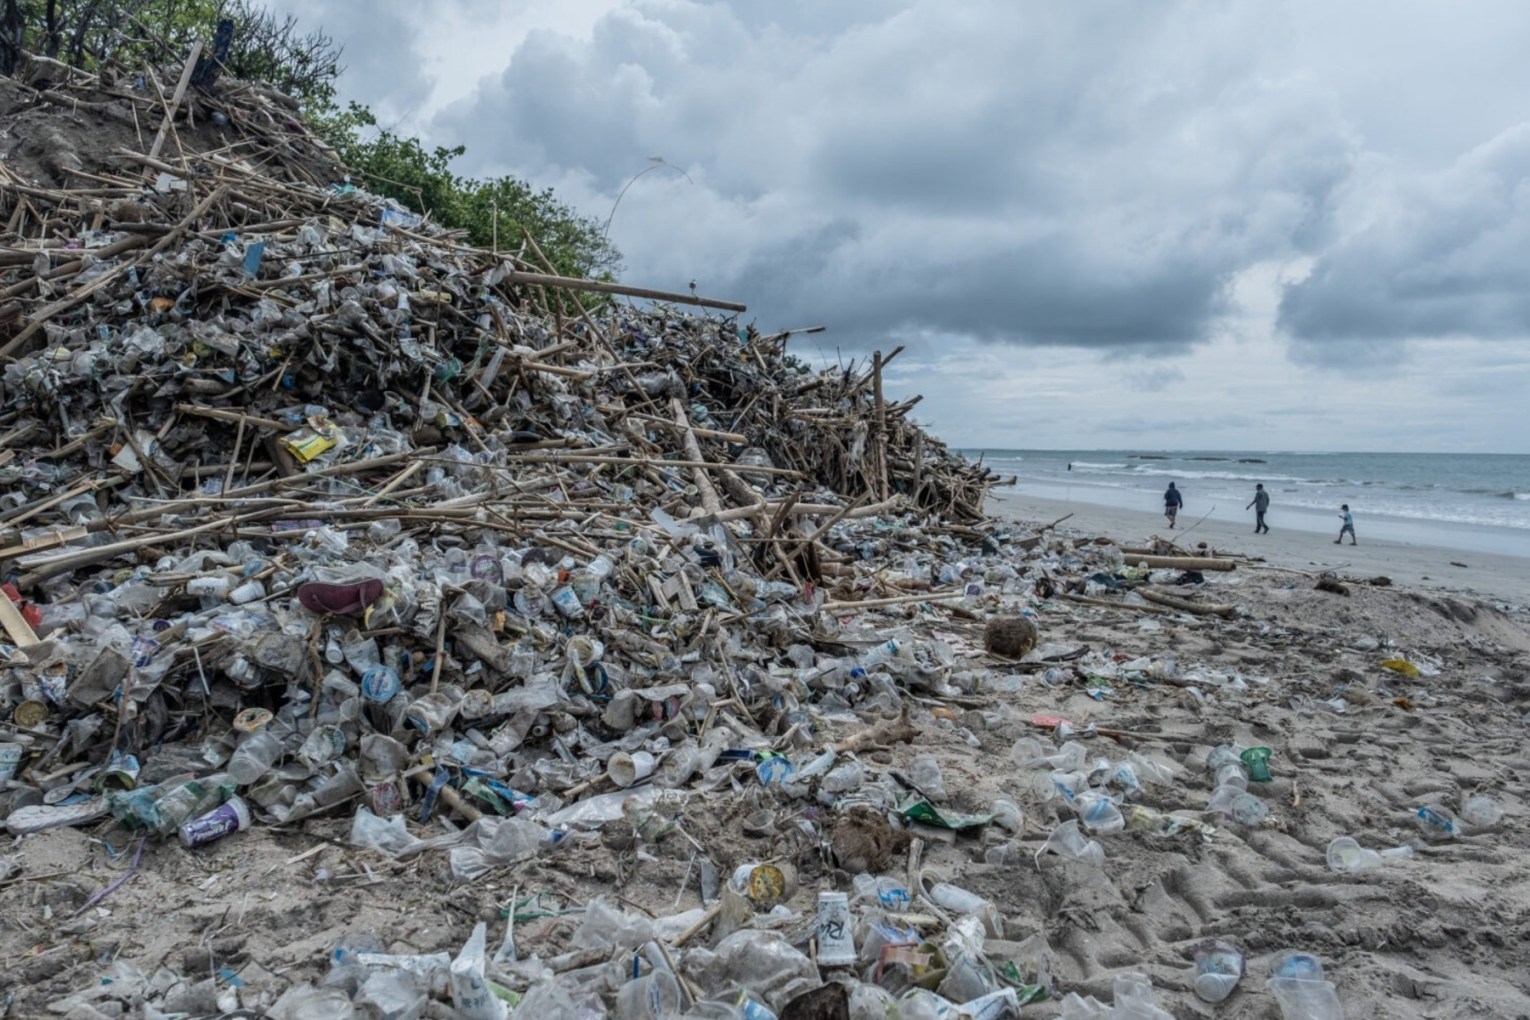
361, 665, 401, 703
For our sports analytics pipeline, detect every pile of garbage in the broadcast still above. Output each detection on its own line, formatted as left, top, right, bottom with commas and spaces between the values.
0, 43, 1214, 1019
11, 38, 1474, 1020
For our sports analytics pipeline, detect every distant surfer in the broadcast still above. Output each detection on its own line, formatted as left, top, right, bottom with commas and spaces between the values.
1246, 483, 1270, 534
1335, 504, 1357, 545
1163, 482, 1183, 528
1067, 462, 1072, 471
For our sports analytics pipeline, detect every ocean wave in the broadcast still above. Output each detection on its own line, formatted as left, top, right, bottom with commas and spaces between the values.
1128, 465, 1305, 484
1510, 492, 1530, 501
1068, 461, 1128, 470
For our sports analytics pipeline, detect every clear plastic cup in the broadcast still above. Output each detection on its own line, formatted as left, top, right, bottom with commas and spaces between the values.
990, 797, 1023, 833
1227, 793, 1270, 827
1192, 940, 1244, 1003
1460, 794, 1503, 828
616, 969, 681, 1020
1074, 791, 1124, 834
1267, 977, 1342, 1020
1041, 819, 1105, 865
1270, 950, 1325, 981
1325, 837, 1382, 873
1009, 737, 1051, 769
227, 729, 282, 785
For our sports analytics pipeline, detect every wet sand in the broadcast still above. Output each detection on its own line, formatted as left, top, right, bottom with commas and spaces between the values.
991, 490, 1530, 605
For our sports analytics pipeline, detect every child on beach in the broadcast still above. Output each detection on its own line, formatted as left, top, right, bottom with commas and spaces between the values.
1335, 504, 1356, 545
1164, 482, 1183, 528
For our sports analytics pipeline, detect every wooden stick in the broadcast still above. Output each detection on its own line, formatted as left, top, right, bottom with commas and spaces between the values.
1122, 554, 1237, 571
873, 350, 889, 501
627, 412, 748, 445
2, 476, 109, 529
18, 508, 282, 585
503, 269, 746, 313
1060, 593, 1172, 615
1139, 587, 1237, 617
711, 495, 901, 524
362, 461, 423, 507
146, 38, 203, 164
822, 589, 966, 611
670, 902, 723, 947
223, 415, 244, 495
429, 602, 449, 694
497, 453, 801, 477
0, 592, 39, 647
775, 495, 869, 574
671, 398, 722, 515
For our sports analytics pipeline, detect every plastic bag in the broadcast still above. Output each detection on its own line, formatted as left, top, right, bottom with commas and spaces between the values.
349, 806, 421, 857
450, 922, 508, 1019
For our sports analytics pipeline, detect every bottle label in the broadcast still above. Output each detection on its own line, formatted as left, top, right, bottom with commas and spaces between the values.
179, 798, 247, 847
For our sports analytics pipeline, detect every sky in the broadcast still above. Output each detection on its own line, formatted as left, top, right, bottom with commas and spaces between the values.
269, 0, 1530, 453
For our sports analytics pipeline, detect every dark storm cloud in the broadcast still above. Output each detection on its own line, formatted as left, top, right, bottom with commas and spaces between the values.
422, 0, 1372, 351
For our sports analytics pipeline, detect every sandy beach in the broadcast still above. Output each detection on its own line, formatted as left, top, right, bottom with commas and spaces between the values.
991, 490, 1530, 606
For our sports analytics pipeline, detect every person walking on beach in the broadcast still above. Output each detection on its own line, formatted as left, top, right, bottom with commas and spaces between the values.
1335, 504, 1357, 545
1163, 482, 1183, 528
1247, 483, 1270, 534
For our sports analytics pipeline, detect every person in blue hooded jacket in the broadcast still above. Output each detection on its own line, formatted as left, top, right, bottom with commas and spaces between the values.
1163, 482, 1183, 528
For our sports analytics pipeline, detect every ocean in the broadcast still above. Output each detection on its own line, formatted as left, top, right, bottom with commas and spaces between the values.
964, 450, 1530, 558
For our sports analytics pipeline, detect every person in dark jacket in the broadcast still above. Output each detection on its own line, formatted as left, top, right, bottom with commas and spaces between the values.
1246, 483, 1270, 534
1163, 482, 1183, 528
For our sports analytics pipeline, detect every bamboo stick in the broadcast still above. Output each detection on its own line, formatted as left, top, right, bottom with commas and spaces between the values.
1123, 555, 1237, 571
503, 269, 746, 313
1139, 587, 1238, 617
672, 398, 722, 515
821, 590, 966, 611
146, 39, 204, 164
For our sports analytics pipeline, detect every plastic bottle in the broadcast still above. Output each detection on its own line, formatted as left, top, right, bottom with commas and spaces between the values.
925, 881, 1003, 937
859, 639, 901, 669
228, 730, 283, 785
228, 579, 266, 605
1415, 804, 1459, 840
139, 774, 234, 839
822, 761, 865, 794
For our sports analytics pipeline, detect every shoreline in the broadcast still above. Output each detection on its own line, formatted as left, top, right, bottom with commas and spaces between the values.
992, 478, 1530, 559
988, 489, 1530, 605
